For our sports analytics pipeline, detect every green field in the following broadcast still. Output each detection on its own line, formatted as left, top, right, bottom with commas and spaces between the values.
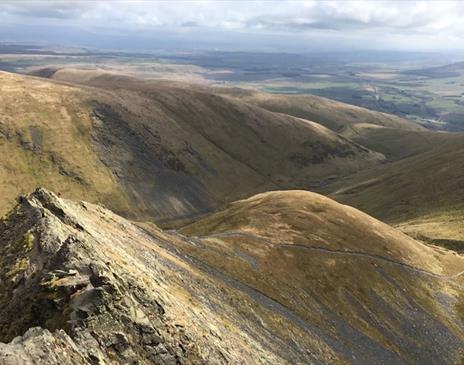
256, 77, 464, 131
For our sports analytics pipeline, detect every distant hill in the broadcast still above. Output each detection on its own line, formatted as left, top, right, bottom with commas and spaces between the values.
34, 67, 424, 133
1, 63, 464, 365
214, 87, 424, 132
405, 61, 464, 78
340, 123, 461, 161
325, 135, 464, 244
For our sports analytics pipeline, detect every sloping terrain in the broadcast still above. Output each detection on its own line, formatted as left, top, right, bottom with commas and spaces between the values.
339, 123, 462, 161
0, 71, 133, 217
324, 135, 464, 245
0, 189, 317, 364
1, 189, 464, 364
4, 67, 462, 242
177, 190, 464, 364
0, 70, 383, 224
44, 67, 423, 133
0, 56, 462, 365
82, 78, 384, 223
214, 88, 424, 132
45, 66, 420, 134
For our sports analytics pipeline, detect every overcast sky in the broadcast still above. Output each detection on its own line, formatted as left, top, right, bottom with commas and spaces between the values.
2, 1, 464, 52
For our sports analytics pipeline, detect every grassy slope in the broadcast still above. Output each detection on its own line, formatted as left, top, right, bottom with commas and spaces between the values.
0, 188, 330, 364
49, 67, 422, 132
213, 87, 424, 132
0, 71, 132, 218
182, 190, 461, 273
219, 88, 464, 245
8, 68, 463, 240
51, 69, 386, 218
0, 70, 383, 223
177, 190, 464, 363
323, 135, 464, 243
1, 65, 463, 362
340, 123, 462, 161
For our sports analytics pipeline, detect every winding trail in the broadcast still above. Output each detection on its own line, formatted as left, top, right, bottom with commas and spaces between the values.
138, 225, 408, 365
137, 225, 464, 364
194, 231, 464, 280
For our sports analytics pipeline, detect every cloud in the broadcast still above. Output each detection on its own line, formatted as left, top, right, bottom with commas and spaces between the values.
2, 0, 464, 34
241, 1, 464, 35
0, 1, 92, 19
2, 1, 464, 50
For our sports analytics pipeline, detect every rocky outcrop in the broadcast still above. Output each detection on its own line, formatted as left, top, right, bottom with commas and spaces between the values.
0, 189, 292, 364
1, 188, 463, 364
0, 188, 349, 364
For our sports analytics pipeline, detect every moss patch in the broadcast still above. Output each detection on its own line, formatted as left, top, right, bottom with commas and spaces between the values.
22, 231, 35, 252
6, 257, 30, 283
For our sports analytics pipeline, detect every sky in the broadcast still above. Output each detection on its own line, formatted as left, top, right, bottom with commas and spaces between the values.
2, 1, 464, 52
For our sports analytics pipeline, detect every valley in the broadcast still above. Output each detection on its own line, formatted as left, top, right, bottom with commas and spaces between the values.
0, 69, 388, 223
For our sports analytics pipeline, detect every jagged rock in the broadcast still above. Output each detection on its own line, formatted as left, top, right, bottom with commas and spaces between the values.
1, 188, 463, 364
0, 188, 298, 364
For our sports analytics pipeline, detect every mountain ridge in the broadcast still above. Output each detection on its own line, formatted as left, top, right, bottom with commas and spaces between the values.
0, 188, 303, 364
0, 70, 384, 225
1, 188, 464, 364
38, 66, 424, 133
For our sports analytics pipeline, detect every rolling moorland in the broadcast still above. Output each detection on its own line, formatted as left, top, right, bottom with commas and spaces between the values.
164, 50, 464, 132
3, 45, 464, 131
0, 69, 387, 224
0, 60, 464, 364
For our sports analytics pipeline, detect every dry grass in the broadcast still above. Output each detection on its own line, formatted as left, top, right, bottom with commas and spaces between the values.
340, 123, 462, 161
0, 70, 386, 223
0, 71, 132, 218
179, 190, 464, 362
213, 87, 424, 132
324, 134, 464, 242
182, 190, 463, 274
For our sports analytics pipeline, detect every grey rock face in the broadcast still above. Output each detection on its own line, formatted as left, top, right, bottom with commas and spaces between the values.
1, 188, 463, 364
0, 188, 309, 364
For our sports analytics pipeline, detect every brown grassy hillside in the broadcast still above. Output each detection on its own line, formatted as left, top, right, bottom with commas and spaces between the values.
0, 70, 383, 223
0, 188, 330, 364
47, 67, 423, 133
340, 123, 462, 161
6, 188, 464, 363
324, 136, 464, 244
0, 71, 133, 217
215, 88, 424, 132
176, 190, 464, 364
